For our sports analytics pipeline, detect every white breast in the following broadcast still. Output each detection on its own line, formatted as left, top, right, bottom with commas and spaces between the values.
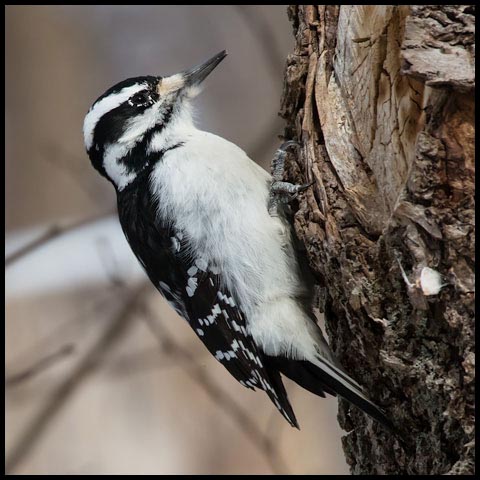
150, 131, 318, 358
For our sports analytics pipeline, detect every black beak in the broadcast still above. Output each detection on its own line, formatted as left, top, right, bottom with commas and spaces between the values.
182, 50, 228, 86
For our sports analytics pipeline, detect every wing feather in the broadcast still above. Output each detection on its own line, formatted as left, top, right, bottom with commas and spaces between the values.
117, 186, 297, 427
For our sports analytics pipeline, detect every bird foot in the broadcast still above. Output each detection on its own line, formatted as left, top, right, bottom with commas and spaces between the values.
268, 141, 313, 217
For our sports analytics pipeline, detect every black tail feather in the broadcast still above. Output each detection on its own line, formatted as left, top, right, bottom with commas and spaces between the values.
264, 365, 300, 429
266, 355, 335, 398
265, 355, 396, 434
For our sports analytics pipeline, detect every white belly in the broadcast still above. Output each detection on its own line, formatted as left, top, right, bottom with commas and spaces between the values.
150, 131, 318, 358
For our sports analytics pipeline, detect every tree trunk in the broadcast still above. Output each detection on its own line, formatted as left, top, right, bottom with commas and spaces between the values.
279, 5, 474, 475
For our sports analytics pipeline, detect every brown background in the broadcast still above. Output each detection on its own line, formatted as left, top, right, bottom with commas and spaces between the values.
5, 5, 349, 474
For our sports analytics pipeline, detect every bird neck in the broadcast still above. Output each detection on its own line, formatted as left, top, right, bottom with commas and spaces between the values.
104, 106, 197, 192
147, 105, 196, 154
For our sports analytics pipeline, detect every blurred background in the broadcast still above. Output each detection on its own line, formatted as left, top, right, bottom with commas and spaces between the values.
5, 5, 349, 475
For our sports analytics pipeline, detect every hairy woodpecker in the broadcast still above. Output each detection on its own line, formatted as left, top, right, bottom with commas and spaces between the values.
83, 51, 394, 432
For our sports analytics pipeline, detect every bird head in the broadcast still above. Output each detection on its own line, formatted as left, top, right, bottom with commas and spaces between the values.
83, 50, 227, 190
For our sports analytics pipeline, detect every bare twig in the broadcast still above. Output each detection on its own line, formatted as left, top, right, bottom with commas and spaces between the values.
102, 346, 178, 376
5, 209, 115, 268
5, 282, 151, 474
141, 305, 291, 475
6, 344, 76, 387
6, 283, 126, 382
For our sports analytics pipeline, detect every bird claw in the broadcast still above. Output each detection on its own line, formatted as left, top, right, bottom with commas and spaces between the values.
268, 141, 313, 217
270, 141, 300, 181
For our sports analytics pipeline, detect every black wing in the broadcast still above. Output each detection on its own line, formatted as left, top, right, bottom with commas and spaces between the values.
117, 180, 298, 427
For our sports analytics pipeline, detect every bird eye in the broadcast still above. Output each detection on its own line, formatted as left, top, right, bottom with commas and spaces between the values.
128, 91, 156, 108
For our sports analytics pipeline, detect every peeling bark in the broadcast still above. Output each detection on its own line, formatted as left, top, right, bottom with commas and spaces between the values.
279, 5, 474, 475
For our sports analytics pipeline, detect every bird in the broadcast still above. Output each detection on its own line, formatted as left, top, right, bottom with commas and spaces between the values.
83, 50, 395, 432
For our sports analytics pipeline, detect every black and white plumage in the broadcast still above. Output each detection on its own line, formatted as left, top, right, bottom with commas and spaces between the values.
83, 51, 394, 432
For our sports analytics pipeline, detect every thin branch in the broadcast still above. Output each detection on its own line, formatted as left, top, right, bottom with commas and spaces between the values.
6, 283, 126, 382
5, 282, 151, 474
141, 305, 291, 475
6, 344, 75, 388
5, 209, 115, 268
101, 346, 179, 377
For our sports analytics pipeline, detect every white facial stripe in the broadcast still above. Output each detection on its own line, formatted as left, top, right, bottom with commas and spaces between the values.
83, 83, 147, 150
118, 105, 160, 144
100, 102, 163, 190
102, 143, 137, 191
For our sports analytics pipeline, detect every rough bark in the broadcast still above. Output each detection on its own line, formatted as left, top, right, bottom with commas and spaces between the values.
279, 5, 474, 475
